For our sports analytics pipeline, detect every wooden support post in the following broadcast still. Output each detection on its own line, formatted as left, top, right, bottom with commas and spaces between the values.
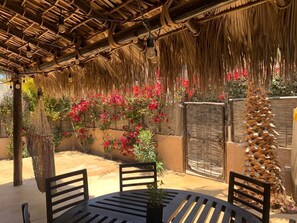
182, 95, 188, 173
13, 78, 22, 186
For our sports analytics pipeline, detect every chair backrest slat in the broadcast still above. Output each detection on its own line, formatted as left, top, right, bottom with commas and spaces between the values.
228, 171, 270, 223
21, 203, 31, 223
119, 162, 157, 192
45, 169, 89, 223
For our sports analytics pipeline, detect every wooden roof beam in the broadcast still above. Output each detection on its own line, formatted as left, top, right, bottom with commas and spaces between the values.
0, 0, 73, 44
32, 0, 238, 71
0, 23, 53, 52
0, 62, 14, 71
0, 53, 23, 68
71, 0, 109, 24
0, 42, 33, 62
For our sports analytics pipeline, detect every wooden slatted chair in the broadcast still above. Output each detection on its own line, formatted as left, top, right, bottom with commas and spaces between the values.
45, 169, 89, 223
228, 171, 271, 223
21, 203, 31, 223
119, 162, 157, 192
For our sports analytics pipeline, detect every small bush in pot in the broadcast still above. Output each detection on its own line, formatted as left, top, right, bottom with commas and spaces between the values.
146, 181, 166, 223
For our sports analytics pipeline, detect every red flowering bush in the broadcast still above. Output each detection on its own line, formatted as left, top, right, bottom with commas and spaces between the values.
125, 83, 168, 125
103, 138, 118, 153
68, 98, 98, 152
68, 82, 168, 155
98, 111, 111, 130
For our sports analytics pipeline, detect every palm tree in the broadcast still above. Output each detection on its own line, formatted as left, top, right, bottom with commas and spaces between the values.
241, 84, 290, 208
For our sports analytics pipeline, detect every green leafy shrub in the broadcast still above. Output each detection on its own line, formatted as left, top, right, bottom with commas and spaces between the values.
6, 125, 28, 158
225, 77, 247, 98
133, 130, 164, 172
269, 76, 297, 96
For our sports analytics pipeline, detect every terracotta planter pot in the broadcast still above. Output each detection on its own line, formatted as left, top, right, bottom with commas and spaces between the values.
146, 204, 163, 223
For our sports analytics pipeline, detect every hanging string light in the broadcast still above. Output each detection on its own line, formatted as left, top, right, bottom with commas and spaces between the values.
58, 10, 66, 33
146, 36, 156, 59
151, 53, 158, 64
74, 55, 80, 65
15, 79, 21, 89
136, 0, 157, 60
68, 73, 73, 83
26, 44, 32, 58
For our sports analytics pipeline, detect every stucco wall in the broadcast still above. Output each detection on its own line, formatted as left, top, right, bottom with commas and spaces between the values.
90, 129, 184, 172
56, 134, 80, 151
0, 138, 11, 159
56, 129, 184, 172
292, 108, 297, 200
155, 134, 184, 172
226, 142, 292, 195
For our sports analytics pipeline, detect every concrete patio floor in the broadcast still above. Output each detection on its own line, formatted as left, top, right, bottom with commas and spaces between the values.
0, 151, 296, 223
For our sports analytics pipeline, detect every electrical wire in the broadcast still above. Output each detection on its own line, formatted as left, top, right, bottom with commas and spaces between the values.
136, 0, 151, 35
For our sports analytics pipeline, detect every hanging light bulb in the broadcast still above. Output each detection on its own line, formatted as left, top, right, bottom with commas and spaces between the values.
133, 37, 139, 44
74, 55, 80, 65
68, 73, 73, 83
146, 36, 156, 59
151, 53, 158, 64
26, 44, 32, 58
15, 79, 21, 89
58, 16, 66, 33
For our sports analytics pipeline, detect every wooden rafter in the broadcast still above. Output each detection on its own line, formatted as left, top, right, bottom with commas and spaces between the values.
0, 0, 74, 44
71, 0, 107, 25
0, 61, 13, 71
0, 42, 33, 62
0, 53, 23, 68
33, 0, 238, 71
0, 23, 53, 52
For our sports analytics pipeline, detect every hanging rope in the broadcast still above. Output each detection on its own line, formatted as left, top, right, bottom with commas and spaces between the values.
160, 0, 179, 30
108, 22, 132, 48
274, 0, 292, 9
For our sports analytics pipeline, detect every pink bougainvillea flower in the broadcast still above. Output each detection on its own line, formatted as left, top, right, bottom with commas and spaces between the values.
103, 140, 111, 148
107, 92, 125, 106
73, 115, 81, 122
148, 99, 158, 110
132, 85, 139, 96
134, 125, 142, 132
218, 92, 225, 100
153, 116, 161, 123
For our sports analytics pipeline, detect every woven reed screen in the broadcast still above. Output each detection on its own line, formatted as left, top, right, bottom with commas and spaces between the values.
186, 102, 225, 180
231, 97, 297, 147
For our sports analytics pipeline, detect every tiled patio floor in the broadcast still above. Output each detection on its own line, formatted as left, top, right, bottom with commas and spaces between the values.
0, 151, 296, 223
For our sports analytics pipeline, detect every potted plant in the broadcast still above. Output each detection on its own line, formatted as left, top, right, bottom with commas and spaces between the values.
146, 181, 166, 223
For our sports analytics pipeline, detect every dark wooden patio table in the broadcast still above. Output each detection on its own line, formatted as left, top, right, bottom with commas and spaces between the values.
53, 189, 262, 223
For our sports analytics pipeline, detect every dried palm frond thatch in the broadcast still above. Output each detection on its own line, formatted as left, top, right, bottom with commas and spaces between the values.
31, 0, 297, 96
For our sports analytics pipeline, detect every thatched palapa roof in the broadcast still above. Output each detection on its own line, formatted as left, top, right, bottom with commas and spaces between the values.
0, 0, 296, 96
